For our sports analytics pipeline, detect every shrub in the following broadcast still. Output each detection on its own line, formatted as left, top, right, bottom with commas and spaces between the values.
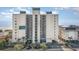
40, 43, 47, 50
0, 39, 6, 49
14, 43, 24, 50
64, 41, 70, 48
26, 44, 32, 49
32, 43, 40, 49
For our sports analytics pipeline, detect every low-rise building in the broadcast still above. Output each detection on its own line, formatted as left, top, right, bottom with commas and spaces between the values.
59, 25, 79, 41
0, 27, 12, 41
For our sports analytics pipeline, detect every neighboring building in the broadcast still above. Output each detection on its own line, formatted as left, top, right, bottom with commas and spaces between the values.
0, 27, 12, 36
12, 8, 59, 43
59, 26, 65, 40
59, 25, 79, 40
0, 27, 12, 40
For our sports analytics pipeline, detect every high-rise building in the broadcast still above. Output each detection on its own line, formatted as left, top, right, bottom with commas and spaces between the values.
12, 8, 59, 43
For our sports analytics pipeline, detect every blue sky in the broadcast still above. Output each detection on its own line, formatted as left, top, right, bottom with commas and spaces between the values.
0, 7, 79, 28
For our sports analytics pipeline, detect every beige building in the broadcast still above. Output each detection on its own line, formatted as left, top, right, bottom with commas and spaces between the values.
12, 8, 59, 43
0, 27, 12, 41
12, 11, 26, 43
0, 27, 12, 36
59, 26, 65, 39
59, 25, 79, 41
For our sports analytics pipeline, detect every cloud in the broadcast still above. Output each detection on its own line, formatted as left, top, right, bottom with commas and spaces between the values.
16, 7, 31, 14
0, 7, 31, 19
70, 8, 79, 15
53, 7, 70, 11
61, 7, 70, 10
40, 11, 46, 14
72, 8, 79, 11
56, 7, 79, 15
0, 12, 12, 19
1, 7, 31, 14
52, 11, 58, 14
0, 7, 32, 28
9, 8, 15, 13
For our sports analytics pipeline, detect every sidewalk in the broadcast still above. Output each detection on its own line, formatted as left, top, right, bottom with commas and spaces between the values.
61, 46, 73, 51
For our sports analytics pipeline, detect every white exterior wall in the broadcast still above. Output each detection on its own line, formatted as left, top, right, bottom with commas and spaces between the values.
37, 14, 40, 43
12, 10, 59, 43
46, 14, 54, 43
18, 14, 26, 42
12, 14, 26, 42
46, 14, 59, 43
12, 14, 18, 42
54, 15, 59, 42
65, 30, 78, 40
32, 15, 35, 43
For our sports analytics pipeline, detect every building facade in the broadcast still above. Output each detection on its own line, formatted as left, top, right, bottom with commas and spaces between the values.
59, 25, 79, 40
12, 8, 59, 43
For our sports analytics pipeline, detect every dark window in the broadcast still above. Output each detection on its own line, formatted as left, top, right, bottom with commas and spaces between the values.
26, 15, 32, 39
65, 28, 76, 30
15, 32, 17, 33
20, 11, 26, 14
19, 26, 26, 29
0, 30, 2, 32
40, 15, 46, 42
33, 8, 40, 10
78, 31, 79, 34
35, 15, 38, 40
15, 38, 17, 40
15, 20, 16, 22
15, 17, 17, 19
40, 39, 46, 43
15, 23, 17, 25
46, 12, 52, 14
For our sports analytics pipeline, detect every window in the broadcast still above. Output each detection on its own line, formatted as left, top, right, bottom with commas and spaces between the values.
15, 23, 17, 25
40, 15, 46, 40
15, 26, 17, 28
19, 26, 26, 29
35, 15, 38, 40
15, 32, 17, 33
0, 30, 2, 32
15, 18, 17, 19
54, 20, 56, 22
15, 38, 17, 40
15, 29, 17, 31
78, 31, 79, 34
15, 20, 16, 22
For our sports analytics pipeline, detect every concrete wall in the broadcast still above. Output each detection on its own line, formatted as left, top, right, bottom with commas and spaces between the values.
65, 30, 78, 40
46, 14, 59, 43
12, 14, 26, 42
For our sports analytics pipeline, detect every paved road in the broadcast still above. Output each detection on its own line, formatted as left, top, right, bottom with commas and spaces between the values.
70, 48, 79, 51
2, 47, 63, 51
61, 46, 73, 51
2, 47, 76, 51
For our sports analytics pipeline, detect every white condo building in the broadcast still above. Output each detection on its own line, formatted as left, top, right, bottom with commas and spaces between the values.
12, 8, 59, 43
